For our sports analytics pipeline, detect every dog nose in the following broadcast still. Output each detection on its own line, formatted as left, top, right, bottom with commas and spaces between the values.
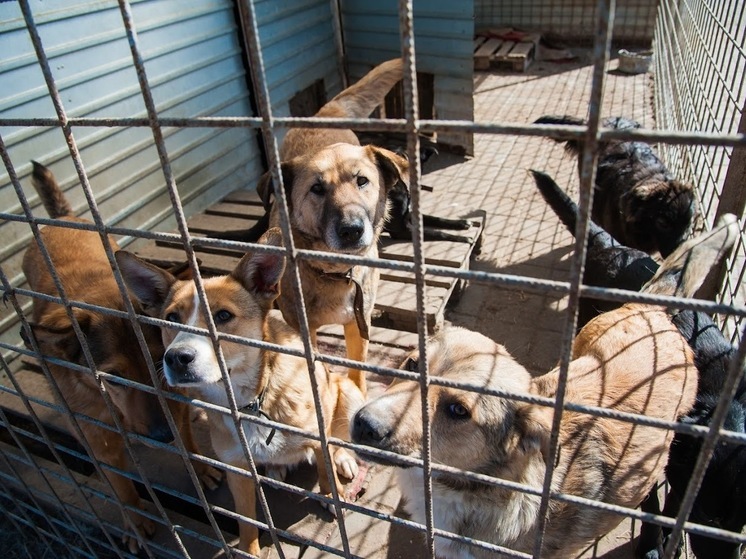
351, 408, 390, 445
164, 347, 196, 374
336, 218, 365, 244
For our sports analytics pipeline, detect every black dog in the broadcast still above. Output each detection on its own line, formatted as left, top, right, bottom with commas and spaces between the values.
534, 115, 696, 257
531, 169, 746, 559
217, 145, 473, 244
530, 169, 658, 328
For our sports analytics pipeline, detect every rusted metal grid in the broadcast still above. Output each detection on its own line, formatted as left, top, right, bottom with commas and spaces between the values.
0, 0, 746, 558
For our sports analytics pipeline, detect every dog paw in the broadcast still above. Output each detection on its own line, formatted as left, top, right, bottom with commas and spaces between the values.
320, 493, 346, 518
334, 449, 358, 480
196, 463, 224, 491
265, 465, 288, 481
122, 516, 156, 554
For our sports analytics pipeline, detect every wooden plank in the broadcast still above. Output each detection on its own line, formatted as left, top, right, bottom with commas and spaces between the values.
186, 213, 256, 235
474, 38, 502, 70
135, 244, 241, 276
494, 41, 515, 59
222, 189, 265, 206
507, 42, 534, 58
374, 278, 447, 332
473, 36, 487, 51
205, 202, 266, 220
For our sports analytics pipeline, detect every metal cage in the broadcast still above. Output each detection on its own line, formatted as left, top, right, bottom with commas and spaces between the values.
1, 1, 745, 558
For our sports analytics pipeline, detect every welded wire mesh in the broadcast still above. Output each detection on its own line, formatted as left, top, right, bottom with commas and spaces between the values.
0, 1, 745, 558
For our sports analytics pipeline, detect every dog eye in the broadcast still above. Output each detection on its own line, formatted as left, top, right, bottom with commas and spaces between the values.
403, 356, 419, 372
446, 402, 470, 420
165, 312, 180, 323
356, 175, 369, 187
310, 182, 324, 195
214, 309, 234, 324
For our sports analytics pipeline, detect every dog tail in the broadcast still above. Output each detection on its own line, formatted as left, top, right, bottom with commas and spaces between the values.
533, 115, 587, 153
643, 213, 738, 298
31, 161, 74, 218
529, 169, 617, 247
319, 58, 403, 119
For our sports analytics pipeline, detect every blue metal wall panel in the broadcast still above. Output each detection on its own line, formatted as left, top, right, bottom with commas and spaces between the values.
0, 0, 261, 367
254, 0, 341, 122
340, 0, 475, 154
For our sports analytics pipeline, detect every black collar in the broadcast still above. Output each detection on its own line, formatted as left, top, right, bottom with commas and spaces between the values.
238, 385, 276, 445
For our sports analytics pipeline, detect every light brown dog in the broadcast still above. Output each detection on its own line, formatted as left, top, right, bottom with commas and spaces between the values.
259, 58, 408, 397
21, 162, 221, 553
116, 228, 366, 556
352, 215, 738, 558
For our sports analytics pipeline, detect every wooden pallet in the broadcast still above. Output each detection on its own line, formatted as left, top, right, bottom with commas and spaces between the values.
474, 34, 539, 72
134, 188, 484, 333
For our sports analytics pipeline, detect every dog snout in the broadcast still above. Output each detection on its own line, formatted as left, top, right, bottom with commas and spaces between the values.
336, 217, 365, 245
351, 407, 390, 445
164, 346, 197, 382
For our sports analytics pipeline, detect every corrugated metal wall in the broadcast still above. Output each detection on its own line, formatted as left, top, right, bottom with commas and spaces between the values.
476, 0, 659, 45
0, 0, 261, 369
253, 0, 342, 142
340, 0, 475, 155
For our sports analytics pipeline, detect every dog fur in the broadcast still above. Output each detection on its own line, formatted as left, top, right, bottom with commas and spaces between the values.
529, 171, 746, 558
115, 228, 366, 556
351, 218, 739, 558
530, 168, 660, 327
224, 59, 408, 397
21, 162, 221, 553
534, 115, 696, 257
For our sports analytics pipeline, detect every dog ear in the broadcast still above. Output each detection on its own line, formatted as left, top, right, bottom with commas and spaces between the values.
22, 309, 93, 364
257, 163, 296, 211
368, 146, 410, 192
514, 404, 551, 463
115, 251, 177, 316
231, 227, 286, 306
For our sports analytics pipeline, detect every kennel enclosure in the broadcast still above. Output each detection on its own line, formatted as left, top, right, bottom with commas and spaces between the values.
1, 1, 746, 558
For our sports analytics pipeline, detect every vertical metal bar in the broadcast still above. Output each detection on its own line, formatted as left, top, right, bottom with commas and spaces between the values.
397, 0, 435, 556
531, 0, 615, 557
234, 0, 353, 554
1, 132, 145, 557
115, 0, 281, 556
18, 2, 198, 555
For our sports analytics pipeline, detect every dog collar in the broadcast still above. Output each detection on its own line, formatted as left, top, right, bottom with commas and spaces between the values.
238, 386, 276, 445
312, 266, 370, 341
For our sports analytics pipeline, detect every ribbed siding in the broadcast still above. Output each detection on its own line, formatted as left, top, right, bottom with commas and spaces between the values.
340, 0, 474, 154
254, 0, 341, 122
0, 0, 260, 368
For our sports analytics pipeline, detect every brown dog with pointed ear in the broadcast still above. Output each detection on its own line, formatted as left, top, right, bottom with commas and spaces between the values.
222, 59, 408, 397
116, 228, 365, 556
21, 162, 222, 553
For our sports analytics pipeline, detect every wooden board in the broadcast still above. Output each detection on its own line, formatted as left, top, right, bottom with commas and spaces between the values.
473, 34, 539, 72
134, 189, 485, 333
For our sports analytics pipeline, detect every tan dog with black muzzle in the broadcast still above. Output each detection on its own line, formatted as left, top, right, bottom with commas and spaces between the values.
257, 58, 408, 397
